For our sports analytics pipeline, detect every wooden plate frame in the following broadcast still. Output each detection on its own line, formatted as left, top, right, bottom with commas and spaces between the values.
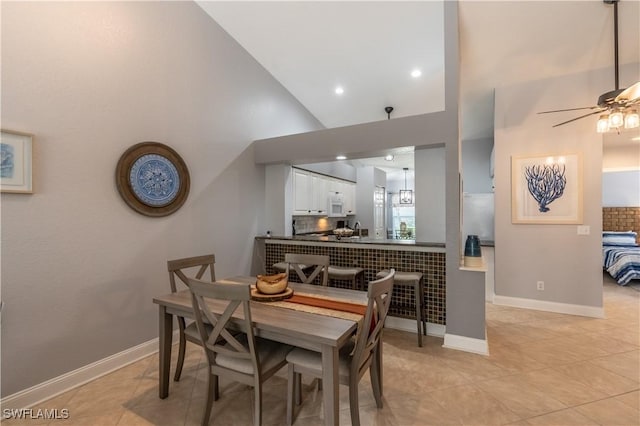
115, 142, 190, 217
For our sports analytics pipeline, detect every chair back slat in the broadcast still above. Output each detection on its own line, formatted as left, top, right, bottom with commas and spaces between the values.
351, 269, 394, 374
284, 253, 329, 286
187, 278, 258, 374
167, 254, 216, 292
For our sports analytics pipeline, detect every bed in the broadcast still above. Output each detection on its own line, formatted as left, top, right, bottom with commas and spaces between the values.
602, 231, 640, 285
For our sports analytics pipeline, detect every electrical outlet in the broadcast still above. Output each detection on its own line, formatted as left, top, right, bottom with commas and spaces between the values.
577, 225, 590, 235
537, 281, 544, 291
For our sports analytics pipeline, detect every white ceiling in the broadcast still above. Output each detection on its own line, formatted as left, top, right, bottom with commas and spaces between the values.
197, 0, 640, 173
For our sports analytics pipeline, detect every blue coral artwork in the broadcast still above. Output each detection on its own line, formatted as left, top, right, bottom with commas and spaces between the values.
512, 154, 582, 224
525, 163, 566, 212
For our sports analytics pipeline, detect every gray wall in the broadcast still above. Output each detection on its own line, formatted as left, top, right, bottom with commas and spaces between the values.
355, 167, 376, 232
0, 1, 321, 397
462, 137, 494, 193
493, 67, 621, 307
295, 161, 357, 182
602, 171, 640, 207
415, 146, 446, 243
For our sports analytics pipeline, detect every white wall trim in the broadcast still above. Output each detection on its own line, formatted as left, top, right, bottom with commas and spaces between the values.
1, 331, 179, 410
493, 295, 604, 318
385, 316, 445, 337
443, 333, 489, 355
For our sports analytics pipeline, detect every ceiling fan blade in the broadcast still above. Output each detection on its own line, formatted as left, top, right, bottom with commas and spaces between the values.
552, 109, 606, 128
614, 81, 640, 103
625, 98, 640, 107
538, 106, 599, 114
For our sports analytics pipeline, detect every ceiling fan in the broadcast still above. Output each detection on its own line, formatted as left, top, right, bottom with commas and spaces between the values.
538, 0, 640, 132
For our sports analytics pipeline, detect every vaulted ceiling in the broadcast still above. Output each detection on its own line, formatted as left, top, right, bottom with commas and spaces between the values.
197, 0, 640, 173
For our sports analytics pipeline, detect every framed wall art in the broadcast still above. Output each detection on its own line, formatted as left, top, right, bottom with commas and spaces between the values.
1, 129, 33, 194
511, 153, 583, 224
115, 142, 190, 217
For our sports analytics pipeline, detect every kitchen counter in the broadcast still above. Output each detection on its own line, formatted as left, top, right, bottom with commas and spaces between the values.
256, 234, 445, 248
256, 235, 448, 325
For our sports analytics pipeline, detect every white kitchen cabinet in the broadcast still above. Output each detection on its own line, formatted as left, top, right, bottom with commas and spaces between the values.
312, 175, 328, 215
293, 169, 313, 215
327, 177, 342, 194
293, 168, 355, 216
344, 181, 356, 215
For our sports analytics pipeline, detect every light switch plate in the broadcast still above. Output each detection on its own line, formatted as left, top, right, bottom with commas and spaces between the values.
577, 225, 590, 235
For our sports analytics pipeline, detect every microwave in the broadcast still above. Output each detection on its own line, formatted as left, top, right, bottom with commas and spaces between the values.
328, 192, 345, 217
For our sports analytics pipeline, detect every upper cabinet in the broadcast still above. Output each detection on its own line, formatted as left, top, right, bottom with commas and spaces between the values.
312, 175, 328, 215
343, 181, 356, 215
292, 168, 356, 216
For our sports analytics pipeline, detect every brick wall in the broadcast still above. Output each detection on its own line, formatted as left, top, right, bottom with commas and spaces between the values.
265, 242, 446, 325
603, 207, 640, 242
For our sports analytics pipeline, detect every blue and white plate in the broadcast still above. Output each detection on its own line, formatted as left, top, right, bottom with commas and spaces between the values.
129, 154, 180, 207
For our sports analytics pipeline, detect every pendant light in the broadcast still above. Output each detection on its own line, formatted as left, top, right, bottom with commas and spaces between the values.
399, 167, 413, 205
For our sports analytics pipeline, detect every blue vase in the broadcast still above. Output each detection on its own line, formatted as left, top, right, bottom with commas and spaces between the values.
464, 235, 481, 258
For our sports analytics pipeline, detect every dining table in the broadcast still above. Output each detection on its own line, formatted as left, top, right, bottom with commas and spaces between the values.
153, 275, 373, 426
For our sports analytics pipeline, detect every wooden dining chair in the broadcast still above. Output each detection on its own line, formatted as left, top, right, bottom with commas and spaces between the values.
284, 253, 329, 286
187, 278, 292, 426
167, 254, 216, 382
285, 269, 395, 426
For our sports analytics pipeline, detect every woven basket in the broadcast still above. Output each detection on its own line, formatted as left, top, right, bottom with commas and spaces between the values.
256, 273, 288, 294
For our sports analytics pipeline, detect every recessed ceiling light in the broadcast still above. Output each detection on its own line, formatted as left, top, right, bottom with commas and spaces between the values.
335, 86, 344, 95
385, 155, 394, 161
411, 69, 422, 78
336, 155, 347, 160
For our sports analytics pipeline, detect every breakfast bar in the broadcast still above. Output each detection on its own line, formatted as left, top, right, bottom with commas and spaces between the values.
255, 235, 447, 327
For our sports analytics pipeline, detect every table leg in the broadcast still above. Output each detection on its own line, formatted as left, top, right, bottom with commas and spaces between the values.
159, 305, 173, 399
321, 345, 339, 426
376, 338, 383, 397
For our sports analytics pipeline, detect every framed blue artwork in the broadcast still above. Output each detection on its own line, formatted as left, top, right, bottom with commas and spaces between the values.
511, 153, 582, 224
116, 142, 190, 217
1, 129, 33, 194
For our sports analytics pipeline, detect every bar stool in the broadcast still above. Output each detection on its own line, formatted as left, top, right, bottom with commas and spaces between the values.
272, 262, 309, 274
327, 266, 365, 290
376, 269, 425, 347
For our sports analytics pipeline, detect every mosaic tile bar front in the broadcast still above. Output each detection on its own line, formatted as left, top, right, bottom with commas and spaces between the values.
264, 241, 446, 325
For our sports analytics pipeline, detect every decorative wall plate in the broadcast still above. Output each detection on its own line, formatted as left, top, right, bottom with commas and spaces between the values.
115, 142, 190, 217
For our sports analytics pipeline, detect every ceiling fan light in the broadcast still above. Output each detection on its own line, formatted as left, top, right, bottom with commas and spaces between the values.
608, 110, 624, 128
597, 115, 610, 133
624, 110, 639, 129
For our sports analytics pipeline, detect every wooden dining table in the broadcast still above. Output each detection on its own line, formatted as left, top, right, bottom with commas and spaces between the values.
153, 276, 371, 426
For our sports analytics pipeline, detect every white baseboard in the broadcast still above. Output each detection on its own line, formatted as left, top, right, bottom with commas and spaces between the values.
493, 295, 604, 318
443, 333, 489, 355
385, 316, 445, 337
1, 331, 180, 410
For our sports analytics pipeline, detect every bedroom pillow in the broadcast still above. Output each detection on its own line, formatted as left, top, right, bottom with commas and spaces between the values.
602, 231, 639, 246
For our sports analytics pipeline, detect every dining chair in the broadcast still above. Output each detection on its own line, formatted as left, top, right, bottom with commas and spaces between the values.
285, 269, 395, 426
167, 254, 216, 382
187, 278, 292, 426
284, 253, 329, 286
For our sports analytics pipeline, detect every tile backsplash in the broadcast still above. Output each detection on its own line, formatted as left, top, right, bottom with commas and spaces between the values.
265, 241, 446, 325
293, 216, 351, 234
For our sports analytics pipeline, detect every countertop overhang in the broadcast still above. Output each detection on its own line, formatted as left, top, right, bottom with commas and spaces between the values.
256, 235, 494, 248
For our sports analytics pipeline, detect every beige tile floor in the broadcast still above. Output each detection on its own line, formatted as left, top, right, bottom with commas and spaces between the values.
6, 276, 639, 425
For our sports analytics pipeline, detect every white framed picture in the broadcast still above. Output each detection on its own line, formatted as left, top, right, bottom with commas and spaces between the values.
511, 153, 582, 224
1, 129, 33, 194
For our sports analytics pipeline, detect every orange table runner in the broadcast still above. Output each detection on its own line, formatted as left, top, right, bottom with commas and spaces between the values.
259, 291, 365, 323
286, 294, 367, 316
